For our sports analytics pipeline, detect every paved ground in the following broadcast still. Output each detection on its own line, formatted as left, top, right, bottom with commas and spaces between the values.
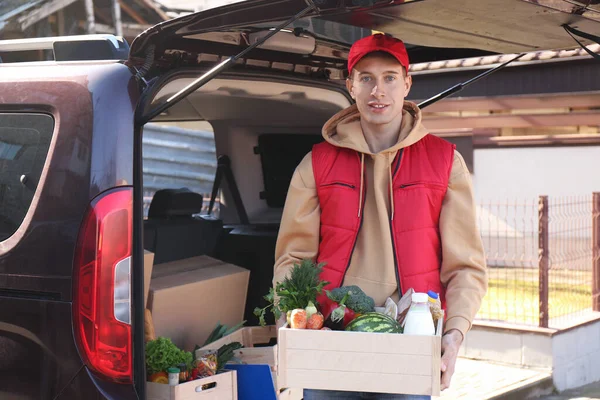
435, 357, 552, 400
537, 381, 600, 400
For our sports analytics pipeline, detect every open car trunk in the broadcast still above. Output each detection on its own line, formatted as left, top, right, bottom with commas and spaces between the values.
128, 0, 600, 82
130, 0, 600, 397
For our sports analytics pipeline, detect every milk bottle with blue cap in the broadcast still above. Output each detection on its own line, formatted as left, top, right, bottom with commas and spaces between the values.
403, 292, 435, 336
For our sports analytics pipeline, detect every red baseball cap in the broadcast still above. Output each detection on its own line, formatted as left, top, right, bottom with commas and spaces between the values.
347, 33, 410, 73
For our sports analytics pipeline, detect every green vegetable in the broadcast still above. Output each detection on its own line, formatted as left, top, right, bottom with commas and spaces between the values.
202, 321, 246, 347
344, 312, 403, 334
216, 342, 243, 371
145, 337, 194, 375
254, 259, 329, 326
305, 301, 317, 319
326, 285, 375, 314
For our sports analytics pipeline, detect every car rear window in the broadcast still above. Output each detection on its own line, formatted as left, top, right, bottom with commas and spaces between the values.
0, 113, 54, 242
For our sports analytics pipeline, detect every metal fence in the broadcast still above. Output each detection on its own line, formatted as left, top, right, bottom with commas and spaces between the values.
476, 193, 600, 329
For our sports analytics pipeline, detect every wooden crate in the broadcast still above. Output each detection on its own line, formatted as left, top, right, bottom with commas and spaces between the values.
278, 388, 304, 400
277, 317, 444, 397
147, 370, 237, 400
198, 326, 277, 379
198, 326, 277, 351
197, 326, 302, 400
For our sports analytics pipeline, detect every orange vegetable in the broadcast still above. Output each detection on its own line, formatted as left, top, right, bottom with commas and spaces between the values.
290, 309, 307, 329
307, 312, 324, 330
149, 371, 168, 384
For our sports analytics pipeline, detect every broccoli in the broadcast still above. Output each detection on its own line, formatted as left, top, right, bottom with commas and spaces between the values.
326, 285, 375, 314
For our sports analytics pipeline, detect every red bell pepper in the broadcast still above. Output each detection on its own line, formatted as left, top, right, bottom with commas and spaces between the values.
319, 294, 357, 328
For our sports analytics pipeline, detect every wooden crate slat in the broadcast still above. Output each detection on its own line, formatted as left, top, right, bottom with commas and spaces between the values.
280, 328, 435, 355
280, 369, 434, 395
284, 348, 433, 375
147, 370, 237, 400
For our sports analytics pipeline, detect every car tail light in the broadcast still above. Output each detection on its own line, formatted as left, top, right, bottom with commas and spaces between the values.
73, 187, 133, 383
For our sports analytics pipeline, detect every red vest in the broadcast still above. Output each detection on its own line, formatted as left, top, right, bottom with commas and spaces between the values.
312, 134, 455, 308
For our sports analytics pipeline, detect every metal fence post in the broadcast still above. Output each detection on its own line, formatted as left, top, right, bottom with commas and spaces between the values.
539, 195, 550, 328
593, 192, 600, 312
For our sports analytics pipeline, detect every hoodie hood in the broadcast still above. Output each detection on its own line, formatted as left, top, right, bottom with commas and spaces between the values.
321, 100, 430, 222
322, 100, 429, 155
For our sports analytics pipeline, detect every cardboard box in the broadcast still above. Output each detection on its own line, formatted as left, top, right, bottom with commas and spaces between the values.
277, 317, 443, 397
146, 370, 237, 400
144, 250, 155, 308
148, 256, 250, 351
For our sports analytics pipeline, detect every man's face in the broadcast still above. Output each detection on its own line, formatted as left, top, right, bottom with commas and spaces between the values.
346, 53, 412, 127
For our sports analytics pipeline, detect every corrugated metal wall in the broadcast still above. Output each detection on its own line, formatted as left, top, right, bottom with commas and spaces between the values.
142, 123, 217, 216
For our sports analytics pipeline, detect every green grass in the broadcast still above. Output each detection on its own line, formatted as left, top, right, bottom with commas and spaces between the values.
476, 268, 593, 326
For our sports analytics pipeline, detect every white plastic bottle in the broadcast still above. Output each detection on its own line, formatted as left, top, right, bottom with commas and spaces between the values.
403, 292, 435, 336
168, 367, 180, 386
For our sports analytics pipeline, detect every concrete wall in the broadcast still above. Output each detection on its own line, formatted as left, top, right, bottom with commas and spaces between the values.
462, 317, 600, 392
459, 325, 554, 370
552, 321, 600, 391
472, 146, 600, 201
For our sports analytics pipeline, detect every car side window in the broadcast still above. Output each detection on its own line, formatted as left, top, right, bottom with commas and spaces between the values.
142, 121, 218, 218
0, 113, 54, 242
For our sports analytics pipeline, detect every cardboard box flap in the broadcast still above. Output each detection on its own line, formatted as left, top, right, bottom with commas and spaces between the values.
150, 263, 248, 292
151, 255, 227, 280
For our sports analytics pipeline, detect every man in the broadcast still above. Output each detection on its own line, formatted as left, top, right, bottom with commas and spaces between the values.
273, 33, 488, 400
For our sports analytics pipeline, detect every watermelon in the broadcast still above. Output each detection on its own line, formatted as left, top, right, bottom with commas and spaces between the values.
344, 312, 403, 334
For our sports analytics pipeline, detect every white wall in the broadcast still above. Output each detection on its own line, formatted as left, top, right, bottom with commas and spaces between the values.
472, 146, 600, 201
461, 318, 600, 392
553, 320, 600, 391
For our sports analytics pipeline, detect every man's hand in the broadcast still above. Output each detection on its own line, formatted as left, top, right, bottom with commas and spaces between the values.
441, 329, 463, 390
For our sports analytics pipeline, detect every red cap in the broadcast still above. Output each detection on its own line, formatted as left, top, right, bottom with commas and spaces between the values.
348, 33, 409, 73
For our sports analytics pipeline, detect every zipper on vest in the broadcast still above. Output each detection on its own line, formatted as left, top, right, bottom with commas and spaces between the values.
321, 182, 356, 189
399, 183, 418, 189
390, 149, 404, 298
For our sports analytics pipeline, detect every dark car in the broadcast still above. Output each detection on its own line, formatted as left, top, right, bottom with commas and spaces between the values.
0, 0, 598, 398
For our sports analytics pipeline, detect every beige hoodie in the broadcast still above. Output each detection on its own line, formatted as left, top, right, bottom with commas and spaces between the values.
273, 101, 488, 338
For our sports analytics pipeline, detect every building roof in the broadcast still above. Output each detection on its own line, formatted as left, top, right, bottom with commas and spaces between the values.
1, 0, 50, 31
410, 44, 600, 74
0, 0, 168, 35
